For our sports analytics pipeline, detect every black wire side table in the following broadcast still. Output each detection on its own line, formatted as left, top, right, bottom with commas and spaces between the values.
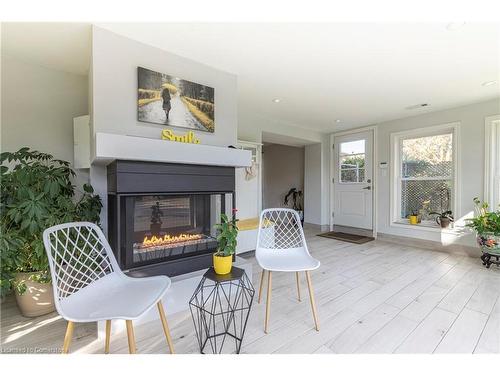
189, 267, 255, 354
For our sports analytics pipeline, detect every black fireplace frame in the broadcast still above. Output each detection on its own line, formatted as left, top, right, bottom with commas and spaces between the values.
107, 160, 236, 278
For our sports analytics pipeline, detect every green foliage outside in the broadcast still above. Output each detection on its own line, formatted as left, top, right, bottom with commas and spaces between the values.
341, 155, 365, 168
402, 133, 453, 165
0, 148, 102, 297
214, 213, 238, 257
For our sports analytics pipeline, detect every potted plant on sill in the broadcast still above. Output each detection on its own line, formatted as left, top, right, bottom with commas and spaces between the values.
408, 211, 419, 225
0, 148, 102, 317
213, 210, 238, 275
429, 187, 454, 228
430, 210, 454, 228
466, 198, 500, 259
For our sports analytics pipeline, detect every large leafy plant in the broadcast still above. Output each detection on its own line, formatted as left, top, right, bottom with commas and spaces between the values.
466, 197, 500, 236
214, 211, 239, 257
0, 148, 102, 297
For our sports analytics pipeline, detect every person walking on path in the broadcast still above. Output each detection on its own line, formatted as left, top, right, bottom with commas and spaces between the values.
161, 87, 172, 121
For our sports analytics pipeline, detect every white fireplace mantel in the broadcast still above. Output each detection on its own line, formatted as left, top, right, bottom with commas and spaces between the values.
92, 132, 252, 168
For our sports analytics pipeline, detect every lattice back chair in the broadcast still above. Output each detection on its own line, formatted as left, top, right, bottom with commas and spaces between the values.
255, 209, 320, 333
44, 222, 118, 307
256, 208, 307, 252
43, 222, 175, 354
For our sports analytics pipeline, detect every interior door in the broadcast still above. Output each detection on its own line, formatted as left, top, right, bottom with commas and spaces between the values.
332, 130, 373, 230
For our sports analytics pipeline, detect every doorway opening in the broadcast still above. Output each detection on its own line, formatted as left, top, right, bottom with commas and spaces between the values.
261, 132, 321, 227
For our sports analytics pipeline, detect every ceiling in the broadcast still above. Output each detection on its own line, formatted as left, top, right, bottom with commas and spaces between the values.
1, 23, 91, 75
2, 22, 499, 132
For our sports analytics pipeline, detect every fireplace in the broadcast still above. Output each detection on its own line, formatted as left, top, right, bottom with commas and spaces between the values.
107, 160, 235, 277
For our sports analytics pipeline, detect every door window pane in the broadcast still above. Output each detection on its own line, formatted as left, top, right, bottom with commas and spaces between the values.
340, 140, 365, 155
339, 140, 366, 183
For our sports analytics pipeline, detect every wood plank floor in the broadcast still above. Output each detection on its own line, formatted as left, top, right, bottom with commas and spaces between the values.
2, 228, 500, 354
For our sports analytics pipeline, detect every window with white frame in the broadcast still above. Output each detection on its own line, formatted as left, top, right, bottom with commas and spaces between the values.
391, 124, 458, 226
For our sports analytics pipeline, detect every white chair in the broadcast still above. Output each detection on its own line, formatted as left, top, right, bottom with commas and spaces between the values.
42, 222, 175, 354
255, 208, 320, 333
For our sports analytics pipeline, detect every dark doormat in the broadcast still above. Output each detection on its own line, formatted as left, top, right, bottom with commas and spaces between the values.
317, 231, 374, 244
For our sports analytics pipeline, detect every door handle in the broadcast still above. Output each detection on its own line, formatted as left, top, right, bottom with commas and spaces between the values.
362, 186, 371, 190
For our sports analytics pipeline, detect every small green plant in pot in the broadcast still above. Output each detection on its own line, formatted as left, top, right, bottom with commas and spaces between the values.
1, 148, 102, 317
408, 210, 419, 225
466, 198, 500, 256
429, 187, 454, 228
213, 210, 238, 275
430, 210, 454, 228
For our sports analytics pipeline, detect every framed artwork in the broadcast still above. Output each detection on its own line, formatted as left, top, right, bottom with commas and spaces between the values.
137, 67, 215, 133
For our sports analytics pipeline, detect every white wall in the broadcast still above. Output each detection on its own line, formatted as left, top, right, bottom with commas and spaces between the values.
91, 26, 237, 147
238, 108, 331, 226
238, 108, 324, 145
235, 166, 260, 220
304, 143, 322, 225
320, 134, 331, 226
1, 54, 89, 186
90, 27, 239, 231
376, 98, 500, 246
262, 144, 304, 210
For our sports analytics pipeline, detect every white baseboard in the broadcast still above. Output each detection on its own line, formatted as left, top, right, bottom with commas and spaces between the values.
303, 222, 330, 232
376, 232, 480, 258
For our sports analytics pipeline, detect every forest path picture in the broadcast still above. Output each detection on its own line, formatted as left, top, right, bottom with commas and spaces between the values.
137, 67, 215, 132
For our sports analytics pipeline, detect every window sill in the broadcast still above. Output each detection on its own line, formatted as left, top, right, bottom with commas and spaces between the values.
391, 220, 456, 233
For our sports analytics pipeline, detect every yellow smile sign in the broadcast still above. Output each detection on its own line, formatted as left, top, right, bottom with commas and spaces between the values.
161, 129, 201, 144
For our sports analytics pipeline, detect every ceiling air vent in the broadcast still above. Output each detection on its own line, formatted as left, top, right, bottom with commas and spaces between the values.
405, 103, 430, 110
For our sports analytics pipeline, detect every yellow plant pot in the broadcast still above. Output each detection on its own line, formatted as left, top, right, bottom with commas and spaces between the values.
213, 254, 233, 275
409, 215, 419, 225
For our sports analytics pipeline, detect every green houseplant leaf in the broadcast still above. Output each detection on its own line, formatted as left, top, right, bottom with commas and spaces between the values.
466, 198, 500, 236
0, 148, 102, 297
214, 212, 239, 257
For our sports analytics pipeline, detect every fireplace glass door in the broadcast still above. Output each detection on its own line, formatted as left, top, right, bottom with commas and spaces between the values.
124, 194, 224, 268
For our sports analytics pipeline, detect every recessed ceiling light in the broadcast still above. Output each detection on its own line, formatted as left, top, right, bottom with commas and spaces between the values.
335, 119, 341, 123
272, 98, 281, 103
482, 80, 497, 87
405, 103, 430, 110
446, 22, 466, 31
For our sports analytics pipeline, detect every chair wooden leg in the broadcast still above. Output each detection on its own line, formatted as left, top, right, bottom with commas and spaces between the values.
265, 271, 272, 333
157, 301, 175, 354
62, 321, 74, 354
305, 271, 319, 331
295, 272, 301, 302
258, 269, 266, 304
104, 320, 111, 354
125, 320, 137, 354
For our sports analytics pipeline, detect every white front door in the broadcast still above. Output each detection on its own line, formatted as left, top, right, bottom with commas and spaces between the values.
332, 130, 373, 230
